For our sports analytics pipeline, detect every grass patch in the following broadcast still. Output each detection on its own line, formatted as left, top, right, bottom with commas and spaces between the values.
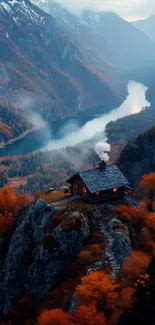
40, 191, 71, 204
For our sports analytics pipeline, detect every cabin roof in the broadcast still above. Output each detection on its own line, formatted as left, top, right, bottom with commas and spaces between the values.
67, 165, 129, 194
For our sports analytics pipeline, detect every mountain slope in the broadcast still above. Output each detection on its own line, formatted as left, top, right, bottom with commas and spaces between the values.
0, 0, 123, 143
132, 15, 155, 42
33, 1, 155, 73
118, 126, 155, 188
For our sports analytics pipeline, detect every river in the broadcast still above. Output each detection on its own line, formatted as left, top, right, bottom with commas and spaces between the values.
0, 80, 150, 157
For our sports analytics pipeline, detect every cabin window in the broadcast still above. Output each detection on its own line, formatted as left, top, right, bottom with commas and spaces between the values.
83, 187, 87, 194
96, 191, 100, 196
113, 188, 118, 193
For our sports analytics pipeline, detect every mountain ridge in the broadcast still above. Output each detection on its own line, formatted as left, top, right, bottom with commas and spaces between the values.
132, 15, 155, 41
0, 0, 124, 143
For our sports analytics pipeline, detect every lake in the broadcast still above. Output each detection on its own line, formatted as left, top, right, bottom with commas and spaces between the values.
0, 80, 150, 157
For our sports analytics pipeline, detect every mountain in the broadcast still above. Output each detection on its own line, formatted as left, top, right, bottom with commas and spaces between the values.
0, 0, 123, 142
132, 15, 155, 42
1, 0, 155, 143
33, 1, 155, 73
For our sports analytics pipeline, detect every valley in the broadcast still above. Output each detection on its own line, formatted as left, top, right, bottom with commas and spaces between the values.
0, 80, 150, 157
1, 1, 155, 325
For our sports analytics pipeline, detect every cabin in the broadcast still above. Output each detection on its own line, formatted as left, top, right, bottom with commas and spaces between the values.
66, 161, 132, 202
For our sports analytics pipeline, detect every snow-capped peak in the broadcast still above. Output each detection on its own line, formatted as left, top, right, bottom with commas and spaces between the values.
0, 0, 46, 25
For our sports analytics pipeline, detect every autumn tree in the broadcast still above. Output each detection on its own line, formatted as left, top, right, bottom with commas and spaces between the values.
140, 173, 155, 212
117, 274, 155, 325
14, 193, 32, 217
73, 304, 107, 325
37, 309, 72, 325
76, 271, 119, 313
0, 186, 32, 234
123, 251, 150, 283
115, 205, 147, 230
0, 186, 17, 218
117, 287, 134, 310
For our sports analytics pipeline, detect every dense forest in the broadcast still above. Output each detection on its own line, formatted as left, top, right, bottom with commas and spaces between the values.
117, 125, 155, 188
106, 106, 155, 145
0, 98, 30, 143
0, 146, 98, 193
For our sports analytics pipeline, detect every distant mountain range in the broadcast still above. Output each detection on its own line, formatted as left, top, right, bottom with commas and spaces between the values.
33, 0, 155, 73
1, 0, 155, 142
132, 15, 155, 42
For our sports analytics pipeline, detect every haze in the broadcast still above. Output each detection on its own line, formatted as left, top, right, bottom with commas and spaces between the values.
43, 81, 150, 152
53, 0, 154, 20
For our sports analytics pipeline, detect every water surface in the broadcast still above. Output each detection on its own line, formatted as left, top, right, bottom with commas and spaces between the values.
0, 81, 150, 157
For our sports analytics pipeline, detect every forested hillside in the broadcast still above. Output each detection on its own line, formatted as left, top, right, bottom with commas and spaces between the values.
0, 145, 98, 193
0, 0, 124, 143
118, 126, 155, 188
106, 107, 155, 146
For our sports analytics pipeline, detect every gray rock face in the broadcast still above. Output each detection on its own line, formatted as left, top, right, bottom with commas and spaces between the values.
0, 200, 90, 315
99, 217, 132, 279
86, 261, 104, 275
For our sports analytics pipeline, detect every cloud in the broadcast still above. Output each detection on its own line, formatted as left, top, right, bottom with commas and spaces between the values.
54, 0, 154, 20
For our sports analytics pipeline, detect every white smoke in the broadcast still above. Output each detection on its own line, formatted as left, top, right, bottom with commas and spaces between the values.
95, 142, 111, 162
18, 95, 48, 129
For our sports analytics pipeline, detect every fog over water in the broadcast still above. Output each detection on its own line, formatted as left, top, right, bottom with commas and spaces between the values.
42, 81, 150, 151
0, 80, 150, 157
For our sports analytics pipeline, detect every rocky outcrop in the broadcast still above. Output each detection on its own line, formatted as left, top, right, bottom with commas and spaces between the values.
0, 196, 135, 316
0, 199, 90, 315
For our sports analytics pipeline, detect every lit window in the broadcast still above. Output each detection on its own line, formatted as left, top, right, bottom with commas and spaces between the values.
113, 188, 118, 193
96, 191, 100, 196
83, 187, 87, 193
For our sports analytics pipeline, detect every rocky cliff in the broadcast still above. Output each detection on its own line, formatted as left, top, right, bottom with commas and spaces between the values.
0, 195, 135, 316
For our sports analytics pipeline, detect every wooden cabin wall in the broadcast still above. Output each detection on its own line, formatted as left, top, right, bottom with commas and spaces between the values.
71, 177, 88, 196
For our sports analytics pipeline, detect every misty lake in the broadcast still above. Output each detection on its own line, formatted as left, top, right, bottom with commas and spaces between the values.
0, 81, 150, 157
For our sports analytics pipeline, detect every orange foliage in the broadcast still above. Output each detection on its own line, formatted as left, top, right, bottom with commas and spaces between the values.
145, 212, 155, 230
37, 309, 72, 325
134, 273, 150, 289
115, 205, 147, 226
123, 251, 150, 282
140, 173, 155, 192
14, 194, 32, 216
0, 186, 17, 218
0, 186, 32, 234
76, 271, 119, 310
117, 287, 134, 309
73, 304, 107, 325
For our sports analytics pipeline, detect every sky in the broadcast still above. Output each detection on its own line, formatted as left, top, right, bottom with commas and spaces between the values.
54, 0, 154, 21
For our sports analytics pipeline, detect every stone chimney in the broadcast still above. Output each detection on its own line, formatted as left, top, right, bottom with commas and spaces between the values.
99, 160, 106, 170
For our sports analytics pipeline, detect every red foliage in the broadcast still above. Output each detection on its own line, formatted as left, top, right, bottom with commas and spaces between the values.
140, 173, 155, 192
123, 251, 150, 283
0, 186, 32, 234
76, 271, 119, 310
37, 309, 72, 325
117, 287, 134, 309
73, 304, 107, 325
